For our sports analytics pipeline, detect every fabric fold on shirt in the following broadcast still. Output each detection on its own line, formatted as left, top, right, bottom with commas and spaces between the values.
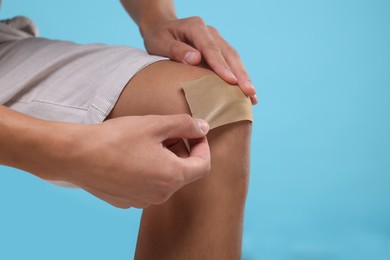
0, 16, 39, 43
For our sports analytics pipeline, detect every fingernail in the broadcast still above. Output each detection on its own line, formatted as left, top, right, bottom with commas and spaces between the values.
183, 52, 198, 64
251, 94, 258, 105
246, 80, 256, 93
196, 119, 209, 134
226, 69, 238, 81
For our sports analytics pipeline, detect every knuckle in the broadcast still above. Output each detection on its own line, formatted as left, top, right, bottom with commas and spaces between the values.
115, 202, 132, 209
165, 166, 184, 189
207, 25, 219, 34
170, 40, 182, 50
190, 16, 205, 26
162, 162, 186, 189
156, 193, 172, 205
202, 43, 221, 54
181, 113, 194, 125
169, 42, 185, 60
204, 162, 212, 177
154, 163, 183, 195
145, 115, 164, 133
196, 162, 211, 179
229, 48, 240, 59
177, 114, 195, 131
151, 190, 173, 205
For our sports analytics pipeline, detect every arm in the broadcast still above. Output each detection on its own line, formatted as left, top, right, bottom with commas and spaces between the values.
0, 105, 75, 180
0, 105, 210, 208
121, 0, 176, 34
120, 0, 258, 104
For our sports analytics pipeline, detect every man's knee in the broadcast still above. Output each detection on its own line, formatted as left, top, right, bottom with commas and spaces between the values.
108, 61, 253, 130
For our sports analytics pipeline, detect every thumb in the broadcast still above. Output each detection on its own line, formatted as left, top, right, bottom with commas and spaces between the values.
167, 40, 202, 65
154, 114, 209, 140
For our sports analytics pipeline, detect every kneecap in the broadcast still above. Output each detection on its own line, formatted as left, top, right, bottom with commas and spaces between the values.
181, 75, 253, 130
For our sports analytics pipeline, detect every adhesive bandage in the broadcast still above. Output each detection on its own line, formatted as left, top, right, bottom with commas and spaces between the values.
181, 74, 253, 130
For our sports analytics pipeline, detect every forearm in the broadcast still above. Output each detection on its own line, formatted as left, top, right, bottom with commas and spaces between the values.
0, 105, 81, 181
120, 0, 176, 35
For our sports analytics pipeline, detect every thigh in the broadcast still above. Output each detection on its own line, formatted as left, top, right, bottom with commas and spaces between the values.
107, 61, 215, 118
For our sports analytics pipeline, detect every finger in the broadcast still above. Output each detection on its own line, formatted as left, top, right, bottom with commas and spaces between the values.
152, 114, 209, 140
193, 36, 237, 84
184, 19, 238, 84
165, 139, 190, 158
250, 95, 258, 105
87, 187, 150, 209
83, 187, 134, 209
145, 32, 202, 65
178, 136, 211, 185
209, 27, 257, 99
169, 40, 202, 65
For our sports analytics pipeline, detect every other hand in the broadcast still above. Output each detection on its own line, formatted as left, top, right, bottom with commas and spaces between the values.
141, 17, 258, 105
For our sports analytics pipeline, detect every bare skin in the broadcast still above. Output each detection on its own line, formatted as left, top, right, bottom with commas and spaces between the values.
108, 61, 252, 259
1, 0, 253, 258
121, 0, 258, 104
0, 106, 210, 209
0, 0, 254, 208
0, 61, 251, 259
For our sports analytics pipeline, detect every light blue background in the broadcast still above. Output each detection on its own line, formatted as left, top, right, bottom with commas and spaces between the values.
1, 0, 390, 259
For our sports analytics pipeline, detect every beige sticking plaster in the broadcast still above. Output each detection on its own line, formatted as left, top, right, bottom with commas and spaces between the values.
181, 75, 253, 130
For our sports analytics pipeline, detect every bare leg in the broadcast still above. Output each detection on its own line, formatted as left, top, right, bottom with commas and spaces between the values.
108, 61, 252, 259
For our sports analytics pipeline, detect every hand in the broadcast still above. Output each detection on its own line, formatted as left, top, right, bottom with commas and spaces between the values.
0, 106, 210, 209
64, 115, 211, 209
141, 17, 258, 105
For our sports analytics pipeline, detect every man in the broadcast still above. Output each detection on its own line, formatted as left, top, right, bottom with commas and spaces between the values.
0, 0, 256, 258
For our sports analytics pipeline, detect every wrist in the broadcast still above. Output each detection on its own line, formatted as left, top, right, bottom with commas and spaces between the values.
139, 12, 176, 37
120, 0, 176, 37
31, 120, 87, 183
